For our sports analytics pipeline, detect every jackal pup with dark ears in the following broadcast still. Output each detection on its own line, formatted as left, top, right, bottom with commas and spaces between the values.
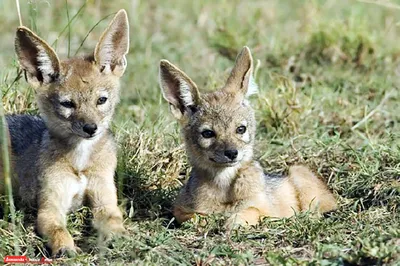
0, 10, 129, 256
159, 47, 337, 228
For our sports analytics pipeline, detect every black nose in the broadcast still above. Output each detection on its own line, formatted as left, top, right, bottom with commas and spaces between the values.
224, 149, 238, 160
83, 123, 97, 136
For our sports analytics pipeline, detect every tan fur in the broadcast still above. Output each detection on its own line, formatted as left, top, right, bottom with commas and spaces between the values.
288, 165, 337, 212
159, 47, 337, 228
8, 10, 129, 256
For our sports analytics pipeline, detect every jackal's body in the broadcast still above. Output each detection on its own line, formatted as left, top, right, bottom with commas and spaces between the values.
159, 47, 337, 227
175, 162, 287, 216
6, 115, 116, 211
0, 10, 130, 256
7, 115, 45, 206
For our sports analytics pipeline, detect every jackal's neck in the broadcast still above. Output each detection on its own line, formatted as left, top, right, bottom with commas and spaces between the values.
192, 163, 243, 189
70, 137, 101, 172
48, 130, 105, 149
47, 131, 107, 171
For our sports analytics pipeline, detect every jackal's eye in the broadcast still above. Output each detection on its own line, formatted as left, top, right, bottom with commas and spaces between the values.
201, 130, 215, 138
236, 126, 247, 134
60, 100, 75, 108
97, 97, 108, 105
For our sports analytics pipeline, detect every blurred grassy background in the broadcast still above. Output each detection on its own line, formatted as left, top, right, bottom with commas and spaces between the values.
1, 0, 399, 264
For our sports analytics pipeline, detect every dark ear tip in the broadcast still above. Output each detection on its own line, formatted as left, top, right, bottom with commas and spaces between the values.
16, 27, 29, 45
160, 59, 172, 68
16, 26, 36, 40
16, 26, 32, 33
16, 27, 26, 38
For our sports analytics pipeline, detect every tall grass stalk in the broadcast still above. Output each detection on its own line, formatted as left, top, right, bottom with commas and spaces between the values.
74, 13, 115, 56
28, 0, 38, 33
0, 100, 19, 255
51, 1, 87, 48
15, 0, 22, 26
65, 0, 71, 58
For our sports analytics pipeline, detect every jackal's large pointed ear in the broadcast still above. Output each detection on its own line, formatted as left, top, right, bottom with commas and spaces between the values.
94, 9, 129, 77
15, 26, 61, 88
159, 60, 200, 120
224, 46, 258, 98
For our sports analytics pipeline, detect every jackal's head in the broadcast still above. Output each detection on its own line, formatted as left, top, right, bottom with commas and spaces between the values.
159, 47, 258, 171
14, 10, 129, 140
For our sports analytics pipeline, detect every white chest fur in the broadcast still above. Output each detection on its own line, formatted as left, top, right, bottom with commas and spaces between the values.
72, 139, 97, 171
68, 173, 88, 211
213, 164, 241, 189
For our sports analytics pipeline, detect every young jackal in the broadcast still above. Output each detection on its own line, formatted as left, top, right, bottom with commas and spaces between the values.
1, 10, 129, 256
159, 47, 337, 228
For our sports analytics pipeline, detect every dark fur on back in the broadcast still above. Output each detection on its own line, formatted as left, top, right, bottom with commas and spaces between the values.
6, 115, 47, 156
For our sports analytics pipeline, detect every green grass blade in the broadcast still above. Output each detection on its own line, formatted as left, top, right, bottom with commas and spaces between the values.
65, 0, 71, 58
74, 13, 115, 56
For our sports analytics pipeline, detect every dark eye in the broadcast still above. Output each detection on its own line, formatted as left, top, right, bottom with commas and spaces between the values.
201, 130, 216, 138
97, 97, 108, 105
60, 100, 75, 108
236, 126, 247, 134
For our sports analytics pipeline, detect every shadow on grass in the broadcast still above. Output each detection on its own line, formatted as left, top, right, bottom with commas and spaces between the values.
117, 168, 181, 224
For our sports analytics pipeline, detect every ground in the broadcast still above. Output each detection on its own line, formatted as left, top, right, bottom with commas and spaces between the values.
0, 0, 399, 265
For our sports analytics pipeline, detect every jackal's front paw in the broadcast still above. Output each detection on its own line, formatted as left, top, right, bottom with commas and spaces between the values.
224, 208, 261, 230
53, 246, 82, 258
49, 228, 80, 257
105, 216, 126, 235
93, 206, 126, 237
96, 215, 126, 241
173, 206, 195, 224
224, 214, 248, 230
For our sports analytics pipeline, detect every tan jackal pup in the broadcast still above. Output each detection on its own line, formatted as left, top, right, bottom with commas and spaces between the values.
159, 47, 337, 228
1, 10, 129, 256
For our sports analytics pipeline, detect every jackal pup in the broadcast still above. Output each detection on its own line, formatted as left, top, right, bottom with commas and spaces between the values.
159, 47, 337, 228
1, 10, 129, 256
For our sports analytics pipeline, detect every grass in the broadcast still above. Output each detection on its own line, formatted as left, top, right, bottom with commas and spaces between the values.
1, 0, 399, 264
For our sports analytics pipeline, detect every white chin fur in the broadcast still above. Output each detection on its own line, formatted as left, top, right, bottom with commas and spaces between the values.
213, 163, 241, 188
